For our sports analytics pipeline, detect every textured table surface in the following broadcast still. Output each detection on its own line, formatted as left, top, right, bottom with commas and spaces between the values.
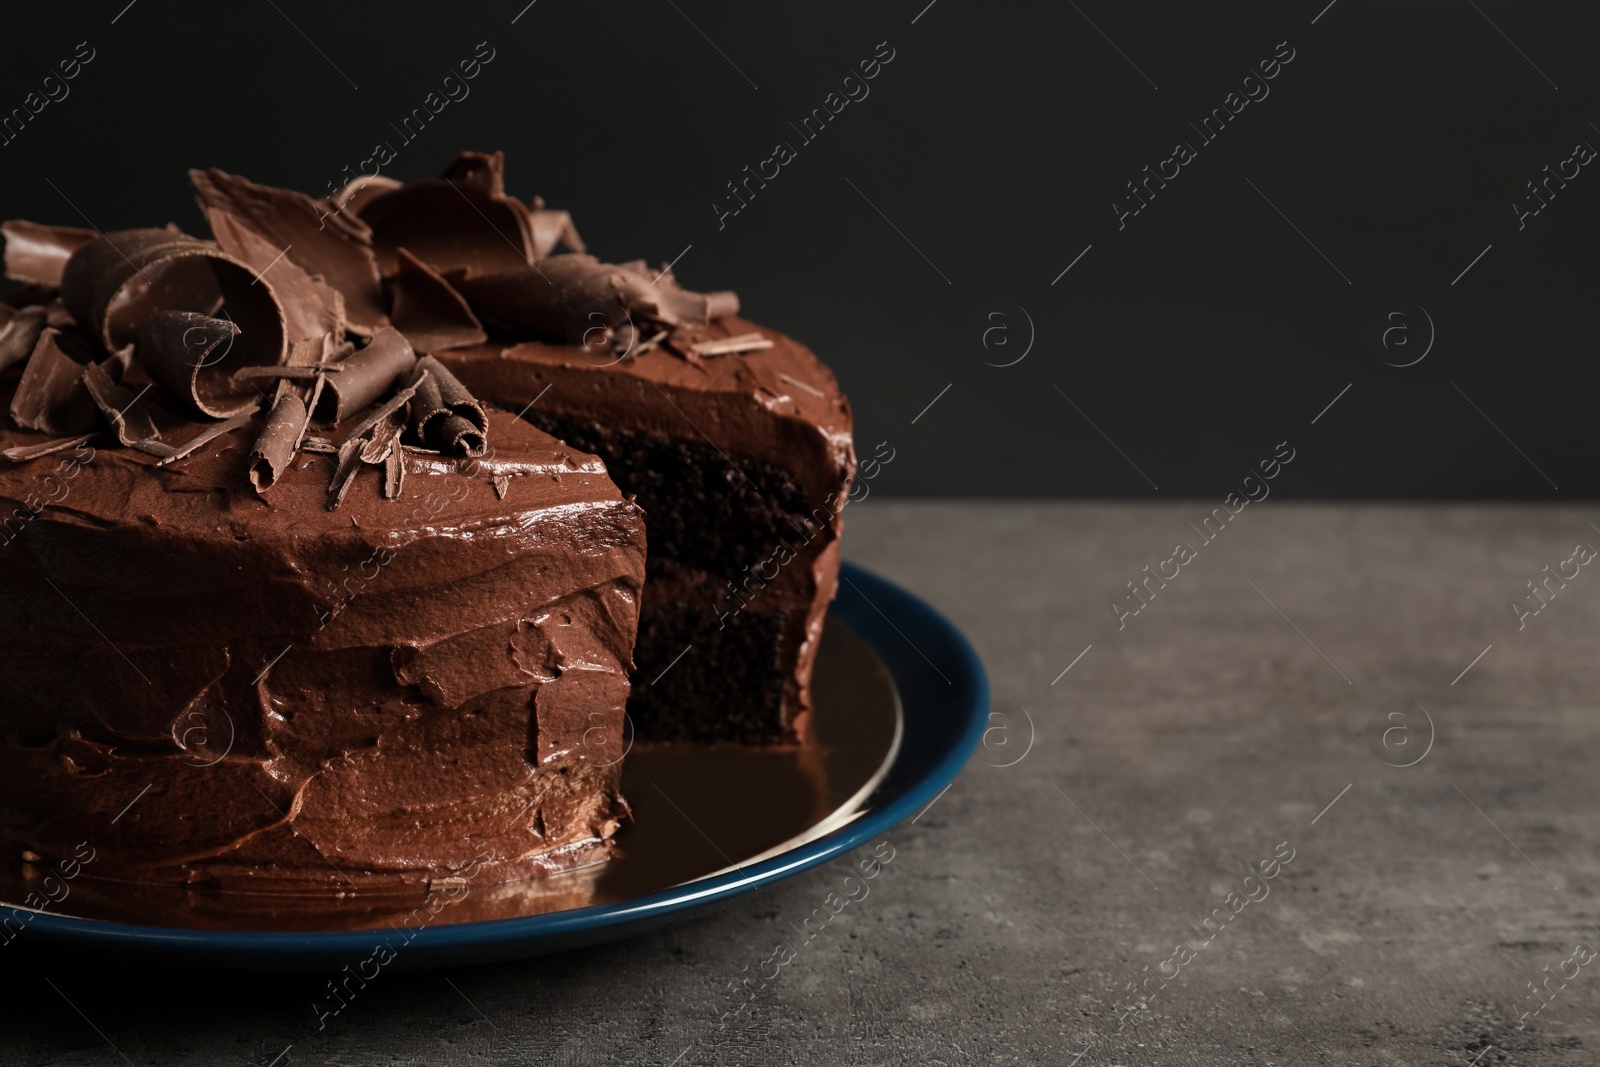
5, 502, 1599, 1066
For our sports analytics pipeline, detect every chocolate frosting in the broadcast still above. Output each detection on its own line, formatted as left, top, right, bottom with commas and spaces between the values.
0, 399, 645, 889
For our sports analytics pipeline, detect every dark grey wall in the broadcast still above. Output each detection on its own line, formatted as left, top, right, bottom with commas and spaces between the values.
3, 1, 1594, 498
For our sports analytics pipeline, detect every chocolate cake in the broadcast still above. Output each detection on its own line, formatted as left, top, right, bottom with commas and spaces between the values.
0, 150, 853, 892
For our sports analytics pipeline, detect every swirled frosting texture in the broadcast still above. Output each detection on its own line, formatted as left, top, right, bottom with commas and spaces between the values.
0, 404, 645, 891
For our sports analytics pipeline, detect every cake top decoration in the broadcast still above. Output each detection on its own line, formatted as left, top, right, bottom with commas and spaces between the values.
0, 151, 741, 508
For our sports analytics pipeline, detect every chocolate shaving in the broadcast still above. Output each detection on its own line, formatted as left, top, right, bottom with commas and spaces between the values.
190, 169, 388, 335
2, 220, 98, 287
355, 151, 536, 277
384, 447, 405, 499
492, 475, 510, 499
235, 364, 346, 380
2, 432, 94, 463
296, 376, 324, 445
390, 248, 486, 353
313, 327, 416, 425
138, 309, 265, 419
153, 409, 255, 466
248, 394, 306, 493
329, 400, 404, 511
0, 305, 48, 373
327, 369, 428, 509
359, 409, 404, 464
301, 436, 337, 454
632, 327, 670, 358
60, 228, 290, 376
688, 332, 773, 356
528, 197, 585, 257
10, 329, 99, 435
132, 439, 178, 458
448, 254, 740, 343
82, 360, 160, 447
327, 444, 364, 510
409, 356, 487, 456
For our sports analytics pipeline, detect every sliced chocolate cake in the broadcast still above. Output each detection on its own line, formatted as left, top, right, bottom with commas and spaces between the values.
434, 326, 853, 746
341, 153, 858, 746
0, 149, 854, 893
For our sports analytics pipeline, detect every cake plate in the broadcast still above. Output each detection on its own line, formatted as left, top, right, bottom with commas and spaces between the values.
0, 561, 987, 970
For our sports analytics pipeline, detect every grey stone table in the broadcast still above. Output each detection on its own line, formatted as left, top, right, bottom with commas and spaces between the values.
5, 503, 1598, 1066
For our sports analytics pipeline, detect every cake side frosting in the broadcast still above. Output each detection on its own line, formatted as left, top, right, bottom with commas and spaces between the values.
0, 401, 646, 890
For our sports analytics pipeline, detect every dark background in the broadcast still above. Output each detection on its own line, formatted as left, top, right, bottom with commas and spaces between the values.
2, 0, 1594, 499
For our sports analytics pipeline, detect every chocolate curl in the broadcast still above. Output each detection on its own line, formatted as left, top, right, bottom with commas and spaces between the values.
2, 220, 98, 286
138, 309, 263, 419
0, 305, 48, 372
355, 151, 536, 277
528, 196, 585, 257
323, 175, 401, 221
10, 329, 99, 434
60, 228, 289, 379
409, 355, 487, 456
82, 358, 160, 447
248, 394, 307, 493
449, 254, 741, 341
313, 327, 416, 425
205, 220, 344, 344
390, 248, 486, 354
190, 168, 388, 335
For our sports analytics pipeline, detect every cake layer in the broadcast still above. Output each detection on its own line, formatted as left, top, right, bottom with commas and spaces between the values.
0, 403, 646, 891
